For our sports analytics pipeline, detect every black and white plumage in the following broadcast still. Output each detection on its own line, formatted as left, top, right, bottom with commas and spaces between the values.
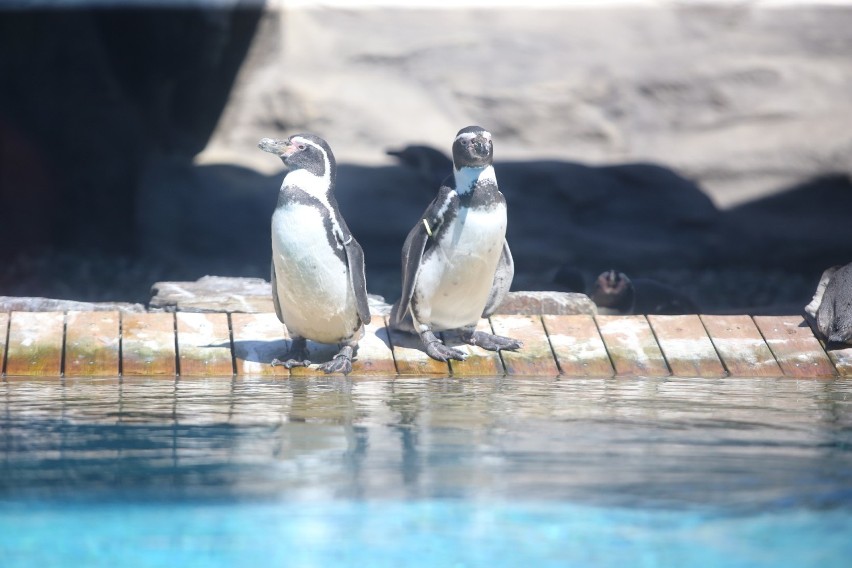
390, 126, 521, 362
591, 270, 699, 315
258, 134, 370, 374
805, 263, 852, 345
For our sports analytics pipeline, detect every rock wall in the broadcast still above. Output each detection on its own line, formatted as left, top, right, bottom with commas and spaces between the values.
2, 1, 851, 312
201, 1, 852, 207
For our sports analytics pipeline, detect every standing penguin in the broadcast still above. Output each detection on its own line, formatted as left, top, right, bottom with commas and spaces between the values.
258, 134, 370, 374
389, 125, 522, 361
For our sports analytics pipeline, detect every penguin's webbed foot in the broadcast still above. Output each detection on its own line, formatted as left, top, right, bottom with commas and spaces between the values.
424, 341, 468, 362
318, 345, 354, 375
419, 330, 467, 362
271, 337, 311, 368
463, 330, 523, 352
271, 357, 312, 369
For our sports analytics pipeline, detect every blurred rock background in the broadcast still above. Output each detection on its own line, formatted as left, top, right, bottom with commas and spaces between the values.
1, 0, 851, 313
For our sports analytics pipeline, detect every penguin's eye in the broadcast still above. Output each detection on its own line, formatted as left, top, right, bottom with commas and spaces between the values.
298, 144, 306, 150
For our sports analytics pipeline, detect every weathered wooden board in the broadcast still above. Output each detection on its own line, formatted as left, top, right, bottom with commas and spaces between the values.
176, 312, 234, 376
289, 317, 396, 377
0, 312, 9, 374
700, 315, 783, 377
64, 311, 120, 377
388, 326, 450, 375
490, 315, 559, 376
596, 315, 670, 377
753, 316, 836, 378
230, 312, 290, 377
823, 345, 852, 377
802, 318, 852, 378
5, 312, 65, 376
349, 317, 397, 376
648, 315, 726, 377
542, 315, 613, 377
121, 312, 177, 376
443, 319, 505, 376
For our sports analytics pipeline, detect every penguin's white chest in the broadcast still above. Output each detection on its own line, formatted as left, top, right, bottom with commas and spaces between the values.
271, 204, 358, 343
416, 203, 507, 330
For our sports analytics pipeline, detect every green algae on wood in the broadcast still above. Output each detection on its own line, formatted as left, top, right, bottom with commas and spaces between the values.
121, 312, 177, 376
5, 311, 64, 376
490, 315, 559, 376
753, 316, 836, 378
595, 315, 669, 377
648, 314, 726, 378
65, 311, 120, 377
543, 314, 614, 377
176, 312, 234, 376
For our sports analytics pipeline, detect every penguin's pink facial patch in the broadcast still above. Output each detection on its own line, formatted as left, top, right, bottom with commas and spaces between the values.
288, 136, 310, 154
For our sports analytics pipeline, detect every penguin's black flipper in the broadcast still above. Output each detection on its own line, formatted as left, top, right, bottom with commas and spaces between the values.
390, 186, 452, 329
482, 240, 515, 318
391, 223, 428, 329
270, 261, 285, 324
342, 234, 371, 326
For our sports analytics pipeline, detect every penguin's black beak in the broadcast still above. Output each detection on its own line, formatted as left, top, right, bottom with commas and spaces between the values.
258, 137, 292, 156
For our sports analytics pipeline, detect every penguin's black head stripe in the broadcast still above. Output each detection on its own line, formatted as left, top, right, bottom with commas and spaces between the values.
271, 134, 332, 179
455, 125, 489, 138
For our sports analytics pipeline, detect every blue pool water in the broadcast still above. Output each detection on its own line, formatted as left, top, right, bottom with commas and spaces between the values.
1, 376, 851, 567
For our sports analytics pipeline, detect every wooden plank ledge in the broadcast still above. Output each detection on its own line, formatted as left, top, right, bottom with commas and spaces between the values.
121, 312, 177, 376
753, 316, 836, 378
0, 312, 9, 375
176, 312, 234, 376
648, 315, 726, 377
543, 315, 613, 377
0, 311, 849, 378
5, 311, 64, 376
596, 315, 669, 377
490, 315, 559, 376
700, 315, 783, 377
65, 311, 120, 377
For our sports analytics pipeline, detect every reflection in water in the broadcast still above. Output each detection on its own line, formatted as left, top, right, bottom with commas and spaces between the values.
1, 376, 851, 511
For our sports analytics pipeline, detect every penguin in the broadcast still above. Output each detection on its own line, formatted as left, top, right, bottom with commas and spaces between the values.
591, 270, 699, 315
389, 125, 522, 362
258, 134, 371, 374
805, 263, 852, 345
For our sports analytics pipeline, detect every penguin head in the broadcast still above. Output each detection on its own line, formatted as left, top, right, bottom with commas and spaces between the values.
452, 125, 493, 169
591, 270, 634, 312
258, 134, 336, 178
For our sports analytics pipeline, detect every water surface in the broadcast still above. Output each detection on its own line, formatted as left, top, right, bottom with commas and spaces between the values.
1, 376, 851, 566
